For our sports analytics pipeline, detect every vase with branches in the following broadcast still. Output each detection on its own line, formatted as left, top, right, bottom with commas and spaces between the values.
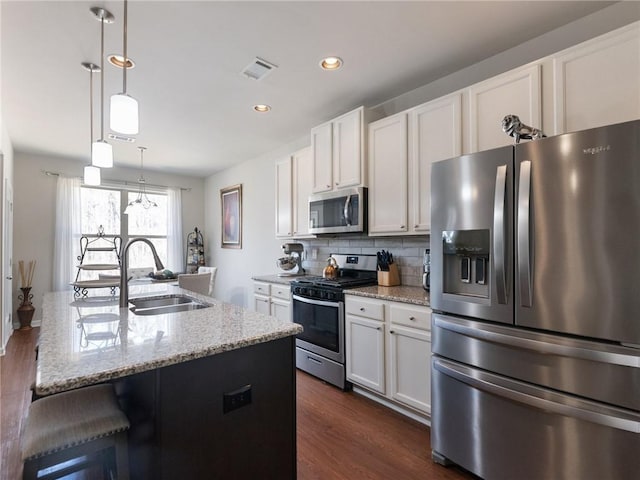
17, 260, 36, 330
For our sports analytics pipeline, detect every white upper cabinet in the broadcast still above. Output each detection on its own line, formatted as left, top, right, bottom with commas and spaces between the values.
292, 146, 313, 237
311, 106, 367, 193
311, 122, 333, 193
468, 63, 542, 153
552, 22, 640, 134
409, 93, 462, 232
275, 146, 315, 239
368, 93, 462, 236
275, 157, 292, 238
368, 112, 409, 234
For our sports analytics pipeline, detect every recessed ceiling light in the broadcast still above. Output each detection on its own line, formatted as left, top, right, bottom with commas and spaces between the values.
320, 56, 343, 70
253, 104, 271, 113
108, 54, 135, 69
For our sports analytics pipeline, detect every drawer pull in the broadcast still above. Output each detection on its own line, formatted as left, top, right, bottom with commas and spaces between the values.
409, 316, 416, 321
360, 307, 365, 311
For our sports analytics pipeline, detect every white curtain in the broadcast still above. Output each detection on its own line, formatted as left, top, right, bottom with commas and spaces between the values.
167, 187, 184, 273
53, 176, 82, 291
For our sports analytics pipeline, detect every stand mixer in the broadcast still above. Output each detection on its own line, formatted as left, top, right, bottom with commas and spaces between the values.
277, 243, 305, 276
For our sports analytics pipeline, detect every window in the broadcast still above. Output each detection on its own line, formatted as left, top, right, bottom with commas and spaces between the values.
79, 187, 168, 279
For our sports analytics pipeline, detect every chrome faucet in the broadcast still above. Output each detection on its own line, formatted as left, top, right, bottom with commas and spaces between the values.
119, 237, 165, 308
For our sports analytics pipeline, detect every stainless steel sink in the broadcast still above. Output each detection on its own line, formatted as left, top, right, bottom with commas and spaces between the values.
129, 294, 211, 316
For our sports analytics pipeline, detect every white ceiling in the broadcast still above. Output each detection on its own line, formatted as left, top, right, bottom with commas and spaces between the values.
2, 1, 615, 177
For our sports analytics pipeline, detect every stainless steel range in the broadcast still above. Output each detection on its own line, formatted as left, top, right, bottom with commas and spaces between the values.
292, 254, 377, 390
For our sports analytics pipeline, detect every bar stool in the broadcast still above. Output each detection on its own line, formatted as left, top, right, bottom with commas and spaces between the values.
21, 383, 130, 480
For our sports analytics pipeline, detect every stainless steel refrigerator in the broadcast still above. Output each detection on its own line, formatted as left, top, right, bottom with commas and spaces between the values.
430, 119, 640, 480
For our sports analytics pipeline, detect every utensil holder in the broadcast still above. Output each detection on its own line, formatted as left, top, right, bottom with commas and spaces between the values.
377, 263, 400, 287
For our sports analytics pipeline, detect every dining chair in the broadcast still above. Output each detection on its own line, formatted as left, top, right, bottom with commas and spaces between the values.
178, 272, 212, 296
197, 266, 217, 296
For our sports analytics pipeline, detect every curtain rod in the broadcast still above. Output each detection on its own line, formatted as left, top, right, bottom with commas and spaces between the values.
42, 170, 192, 192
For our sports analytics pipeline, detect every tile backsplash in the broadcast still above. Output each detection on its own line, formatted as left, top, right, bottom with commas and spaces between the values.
295, 235, 430, 287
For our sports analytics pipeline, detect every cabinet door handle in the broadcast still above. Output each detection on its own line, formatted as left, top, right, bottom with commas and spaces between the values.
335, 182, 339, 186
326, 184, 331, 189
390, 330, 395, 334
409, 316, 416, 321
360, 307, 365, 311
376, 326, 382, 331
414, 225, 418, 229
400, 225, 405, 229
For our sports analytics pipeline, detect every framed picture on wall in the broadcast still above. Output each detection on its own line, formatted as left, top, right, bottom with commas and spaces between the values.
221, 184, 242, 249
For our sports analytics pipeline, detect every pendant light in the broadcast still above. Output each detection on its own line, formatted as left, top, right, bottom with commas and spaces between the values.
124, 147, 157, 213
82, 62, 101, 186
91, 7, 114, 168
110, 0, 139, 135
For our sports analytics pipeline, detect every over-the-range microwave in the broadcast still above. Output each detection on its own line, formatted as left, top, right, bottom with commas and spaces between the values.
308, 187, 367, 234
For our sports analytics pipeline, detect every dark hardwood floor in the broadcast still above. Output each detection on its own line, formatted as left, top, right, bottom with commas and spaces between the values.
1, 328, 472, 480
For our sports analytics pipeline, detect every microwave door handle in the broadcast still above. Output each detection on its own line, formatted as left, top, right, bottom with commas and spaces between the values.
493, 165, 508, 304
518, 160, 533, 307
343, 195, 352, 226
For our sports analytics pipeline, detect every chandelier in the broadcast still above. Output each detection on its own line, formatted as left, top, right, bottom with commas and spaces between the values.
124, 146, 157, 213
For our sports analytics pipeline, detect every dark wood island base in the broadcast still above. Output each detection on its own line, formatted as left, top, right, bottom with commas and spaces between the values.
116, 336, 296, 480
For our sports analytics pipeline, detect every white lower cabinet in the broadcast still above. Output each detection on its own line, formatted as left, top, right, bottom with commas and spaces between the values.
253, 281, 292, 322
346, 313, 386, 393
345, 295, 432, 417
389, 325, 431, 415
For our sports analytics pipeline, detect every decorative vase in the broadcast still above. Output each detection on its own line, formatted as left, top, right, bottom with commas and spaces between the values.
17, 287, 35, 331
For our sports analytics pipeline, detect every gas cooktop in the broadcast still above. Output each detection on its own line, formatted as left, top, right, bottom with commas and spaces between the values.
291, 253, 378, 291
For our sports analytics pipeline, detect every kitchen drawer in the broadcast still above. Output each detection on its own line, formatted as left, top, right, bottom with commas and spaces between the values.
271, 284, 291, 300
345, 296, 385, 321
390, 303, 431, 331
253, 282, 271, 296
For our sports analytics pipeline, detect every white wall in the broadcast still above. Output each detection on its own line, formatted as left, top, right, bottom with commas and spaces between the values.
204, 3, 640, 309
12, 152, 205, 324
204, 136, 308, 307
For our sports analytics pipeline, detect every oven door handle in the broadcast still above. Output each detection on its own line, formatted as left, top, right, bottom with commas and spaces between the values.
293, 294, 342, 309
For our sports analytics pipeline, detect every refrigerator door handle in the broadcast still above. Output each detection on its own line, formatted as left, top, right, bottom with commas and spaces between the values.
433, 357, 640, 434
493, 165, 508, 304
518, 160, 533, 307
433, 315, 640, 368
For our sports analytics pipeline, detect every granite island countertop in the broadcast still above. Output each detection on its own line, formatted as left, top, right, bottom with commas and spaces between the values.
37, 283, 302, 396
346, 285, 430, 307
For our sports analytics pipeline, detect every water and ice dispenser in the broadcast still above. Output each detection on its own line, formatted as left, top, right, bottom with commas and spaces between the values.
442, 230, 490, 298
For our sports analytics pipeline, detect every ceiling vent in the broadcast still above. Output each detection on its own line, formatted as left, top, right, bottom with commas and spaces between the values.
241, 57, 278, 81
108, 133, 136, 143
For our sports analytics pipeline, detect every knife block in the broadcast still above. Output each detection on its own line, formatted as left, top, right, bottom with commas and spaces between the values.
377, 263, 400, 287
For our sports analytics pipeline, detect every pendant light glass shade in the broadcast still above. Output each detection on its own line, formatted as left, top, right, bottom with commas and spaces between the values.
84, 165, 101, 186
111, 0, 139, 135
91, 6, 114, 168
92, 139, 113, 167
110, 93, 139, 134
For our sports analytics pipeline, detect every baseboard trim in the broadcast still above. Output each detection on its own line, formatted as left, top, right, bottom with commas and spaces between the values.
352, 386, 431, 426
12, 319, 42, 330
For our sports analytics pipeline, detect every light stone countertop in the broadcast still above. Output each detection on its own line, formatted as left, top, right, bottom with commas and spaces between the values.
36, 283, 302, 396
251, 274, 306, 285
346, 285, 431, 307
